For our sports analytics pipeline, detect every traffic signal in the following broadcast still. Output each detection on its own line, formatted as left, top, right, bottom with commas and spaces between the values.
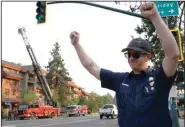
170, 29, 184, 62
36, 1, 47, 24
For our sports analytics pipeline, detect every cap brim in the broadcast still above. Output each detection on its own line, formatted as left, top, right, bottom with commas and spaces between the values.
121, 47, 147, 53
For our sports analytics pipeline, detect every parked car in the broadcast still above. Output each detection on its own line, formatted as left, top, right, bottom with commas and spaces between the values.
99, 104, 118, 119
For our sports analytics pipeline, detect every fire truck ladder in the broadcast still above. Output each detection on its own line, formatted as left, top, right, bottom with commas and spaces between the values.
18, 27, 53, 105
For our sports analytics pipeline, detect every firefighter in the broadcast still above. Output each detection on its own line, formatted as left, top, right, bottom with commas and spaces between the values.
69, 2, 179, 127
8, 110, 12, 120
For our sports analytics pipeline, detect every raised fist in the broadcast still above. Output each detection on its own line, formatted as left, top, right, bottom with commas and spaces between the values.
140, 2, 159, 20
70, 31, 80, 46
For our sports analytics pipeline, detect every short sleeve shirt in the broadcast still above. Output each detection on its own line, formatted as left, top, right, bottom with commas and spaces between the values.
100, 65, 176, 127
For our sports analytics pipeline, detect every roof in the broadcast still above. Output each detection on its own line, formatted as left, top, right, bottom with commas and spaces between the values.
2, 60, 21, 68
21, 65, 34, 70
21, 65, 47, 75
67, 81, 89, 96
67, 81, 79, 89
2, 60, 27, 72
4, 71, 23, 80
2, 70, 23, 80
73, 89, 81, 95
81, 89, 88, 96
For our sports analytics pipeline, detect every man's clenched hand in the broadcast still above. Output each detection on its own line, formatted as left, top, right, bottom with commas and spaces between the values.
70, 31, 80, 46
140, 2, 159, 21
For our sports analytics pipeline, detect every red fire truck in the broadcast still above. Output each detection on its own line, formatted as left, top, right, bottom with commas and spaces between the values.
18, 104, 60, 120
18, 27, 60, 120
66, 105, 88, 117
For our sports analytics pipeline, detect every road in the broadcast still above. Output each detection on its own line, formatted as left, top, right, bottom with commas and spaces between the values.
2, 116, 184, 127
2, 115, 118, 127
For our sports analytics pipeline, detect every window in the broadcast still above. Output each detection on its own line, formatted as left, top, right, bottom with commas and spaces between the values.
5, 79, 9, 84
4, 68, 10, 72
11, 70, 16, 73
29, 105, 39, 108
12, 89, 17, 95
9, 80, 13, 85
5, 88, 10, 96
19, 104, 29, 110
66, 106, 77, 110
103, 105, 113, 109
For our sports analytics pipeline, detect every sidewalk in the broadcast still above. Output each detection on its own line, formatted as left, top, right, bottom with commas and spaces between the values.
179, 118, 184, 127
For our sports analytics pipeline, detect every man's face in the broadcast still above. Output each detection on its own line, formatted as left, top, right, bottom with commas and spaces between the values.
125, 50, 150, 71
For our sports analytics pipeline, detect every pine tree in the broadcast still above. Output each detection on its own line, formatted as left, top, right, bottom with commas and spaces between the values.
127, 2, 185, 85
46, 42, 72, 106
114, 2, 184, 65
115, 2, 184, 84
126, 2, 184, 67
47, 42, 72, 84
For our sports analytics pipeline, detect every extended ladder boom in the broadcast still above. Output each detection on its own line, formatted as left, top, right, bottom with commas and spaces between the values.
18, 27, 53, 105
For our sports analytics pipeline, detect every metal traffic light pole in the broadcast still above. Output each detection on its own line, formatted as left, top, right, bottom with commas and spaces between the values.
47, 1, 149, 21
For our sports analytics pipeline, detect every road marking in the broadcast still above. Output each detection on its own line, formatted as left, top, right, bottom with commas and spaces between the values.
2, 125, 16, 127
31, 119, 96, 127
2, 122, 37, 126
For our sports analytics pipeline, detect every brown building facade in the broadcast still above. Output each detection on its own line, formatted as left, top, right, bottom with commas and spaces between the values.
2, 60, 89, 109
2, 60, 46, 112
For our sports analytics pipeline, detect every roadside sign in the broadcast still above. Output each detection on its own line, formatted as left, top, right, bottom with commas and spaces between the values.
154, 2, 179, 17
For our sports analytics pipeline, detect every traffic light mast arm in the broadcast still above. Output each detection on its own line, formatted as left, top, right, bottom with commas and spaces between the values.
47, 1, 148, 20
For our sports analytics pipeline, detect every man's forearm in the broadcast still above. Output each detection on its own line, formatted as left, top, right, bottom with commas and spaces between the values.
73, 43, 100, 79
152, 15, 180, 59
74, 43, 96, 68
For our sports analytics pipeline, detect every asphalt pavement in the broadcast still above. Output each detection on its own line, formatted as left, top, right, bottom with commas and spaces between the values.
2, 115, 118, 127
2, 115, 184, 127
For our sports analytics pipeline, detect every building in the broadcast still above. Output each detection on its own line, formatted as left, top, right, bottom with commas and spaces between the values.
2, 60, 89, 110
2, 60, 46, 112
67, 81, 89, 99
47, 80, 89, 100
2, 60, 26, 111
21, 65, 47, 105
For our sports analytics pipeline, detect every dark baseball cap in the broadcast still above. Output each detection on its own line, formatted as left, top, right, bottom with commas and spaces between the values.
121, 38, 152, 53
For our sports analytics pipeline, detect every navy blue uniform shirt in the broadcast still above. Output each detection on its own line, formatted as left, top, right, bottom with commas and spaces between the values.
100, 65, 176, 127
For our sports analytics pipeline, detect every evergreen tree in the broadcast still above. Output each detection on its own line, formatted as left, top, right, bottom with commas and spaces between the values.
115, 2, 184, 85
125, 2, 184, 67
46, 42, 72, 106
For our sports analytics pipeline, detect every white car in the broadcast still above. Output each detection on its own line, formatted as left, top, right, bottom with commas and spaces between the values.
99, 104, 118, 119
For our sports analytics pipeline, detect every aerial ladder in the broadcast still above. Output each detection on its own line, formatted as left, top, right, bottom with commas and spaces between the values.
18, 27, 54, 106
